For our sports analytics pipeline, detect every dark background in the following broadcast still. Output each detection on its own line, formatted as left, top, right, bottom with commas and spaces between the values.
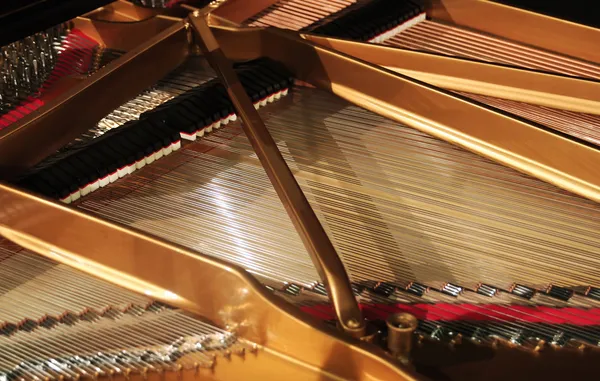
495, 0, 599, 28
1, 0, 599, 47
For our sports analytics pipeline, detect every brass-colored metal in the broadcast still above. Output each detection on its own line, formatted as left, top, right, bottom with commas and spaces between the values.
211, 25, 600, 203
0, 183, 417, 381
386, 313, 418, 364
72, 14, 183, 51
207, 12, 244, 28
3, 12, 599, 201
305, 34, 600, 115
2, 2, 599, 378
428, 0, 600, 64
82, 0, 158, 22
188, 13, 366, 338
0, 16, 188, 179
211, 0, 280, 24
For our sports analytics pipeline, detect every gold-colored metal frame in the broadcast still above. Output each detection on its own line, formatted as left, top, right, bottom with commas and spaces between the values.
187, 11, 366, 338
209, 24, 600, 204
428, 0, 600, 64
212, 0, 600, 66
2, 0, 600, 379
307, 35, 600, 115
82, 0, 162, 21
0, 184, 416, 381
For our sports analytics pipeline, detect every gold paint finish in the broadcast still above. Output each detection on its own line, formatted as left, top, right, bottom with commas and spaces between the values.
82, 0, 158, 22
72, 14, 183, 51
189, 13, 366, 338
428, 0, 600, 64
212, 0, 280, 24
386, 313, 418, 364
382, 20, 600, 80
211, 25, 600, 203
2, 2, 600, 379
0, 183, 417, 381
305, 35, 600, 115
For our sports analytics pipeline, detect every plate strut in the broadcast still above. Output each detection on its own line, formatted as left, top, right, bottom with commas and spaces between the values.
187, 10, 367, 339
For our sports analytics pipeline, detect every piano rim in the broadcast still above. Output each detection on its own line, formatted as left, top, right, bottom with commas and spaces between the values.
1, 1, 600, 379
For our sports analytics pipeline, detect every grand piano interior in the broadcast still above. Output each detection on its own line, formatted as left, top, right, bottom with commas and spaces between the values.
0, 1, 600, 380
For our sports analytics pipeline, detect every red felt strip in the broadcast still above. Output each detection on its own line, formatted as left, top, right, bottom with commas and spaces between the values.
301, 303, 600, 326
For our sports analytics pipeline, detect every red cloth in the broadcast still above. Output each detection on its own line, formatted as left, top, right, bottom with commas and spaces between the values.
301, 302, 600, 326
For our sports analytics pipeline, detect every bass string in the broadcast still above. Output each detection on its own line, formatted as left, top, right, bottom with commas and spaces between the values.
71, 58, 217, 146
385, 20, 600, 80
246, 0, 358, 30
0, 246, 150, 325
78, 87, 600, 294
456, 91, 600, 147
0, 309, 231, 375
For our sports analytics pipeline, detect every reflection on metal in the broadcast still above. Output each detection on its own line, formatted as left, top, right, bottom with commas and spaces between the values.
82, 0, 159, 22
427, 0, 600, 64
387, 313, 418, 364
188, 12, 366, 338
2, 2, 600, 377
210, 24, 600, 204
381, 19, 600, 80
304, 34, 600, 115
212, 0, 280, 24
0, 183, 416, 381
0, 16, 189, 178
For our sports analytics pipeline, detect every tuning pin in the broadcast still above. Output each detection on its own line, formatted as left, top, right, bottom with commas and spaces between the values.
63, 359, 90, 381
233, 347, 246, 357
8, 45, 18, 66
48, 358, 80, 380
18, 56, 32, 91
10, 68, 19, 95
550, 331, 567, 347
534, 339, 546, 353
16, 360, 54, 381
449, 333, 463, 348
31, 58, 40, 86
567, 339, 598, 353
9, 42, 19, 64
76, 355, 105, 379
24, 36, 36, 55
38, 31, 51, 57
44, 30, 57, 64
248, 343, 259, 354
195, 355, 216, 370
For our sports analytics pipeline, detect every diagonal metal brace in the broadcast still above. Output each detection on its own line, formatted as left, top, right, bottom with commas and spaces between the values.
187, 11, 366, 338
